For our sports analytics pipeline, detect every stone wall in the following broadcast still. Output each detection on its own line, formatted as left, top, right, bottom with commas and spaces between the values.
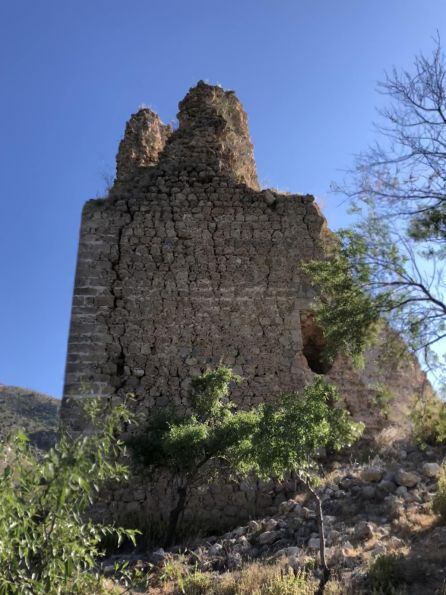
61, 81, 428, 532
116, 108, 172, 181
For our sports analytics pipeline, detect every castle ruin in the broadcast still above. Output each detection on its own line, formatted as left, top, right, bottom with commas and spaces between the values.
61, 81, 428, 530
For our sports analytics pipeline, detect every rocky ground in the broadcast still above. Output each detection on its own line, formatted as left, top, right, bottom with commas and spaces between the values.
102, 439, 446, 594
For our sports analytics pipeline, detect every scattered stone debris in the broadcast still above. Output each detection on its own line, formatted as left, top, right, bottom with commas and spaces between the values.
102, 442, 446, 593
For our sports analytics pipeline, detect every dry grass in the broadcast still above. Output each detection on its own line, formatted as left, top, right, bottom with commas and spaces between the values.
375, 426, 404, 453
216, 562, 316, 595
395, 510, 437, 540
128, 557, 347, 595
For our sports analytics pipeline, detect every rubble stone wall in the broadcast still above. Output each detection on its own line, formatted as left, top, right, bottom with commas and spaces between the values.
61, 81, 427, 532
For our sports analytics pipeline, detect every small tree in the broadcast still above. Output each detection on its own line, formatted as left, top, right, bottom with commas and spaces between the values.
128, 367, 261, 546
304, 39, 446, 382
243, 378, 364, 588
129, 368, 362, 585
301, 230, 387, 368
0, 398, 139, 594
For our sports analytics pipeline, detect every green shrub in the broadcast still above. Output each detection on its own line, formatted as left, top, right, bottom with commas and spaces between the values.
410, 393, 446, 446
368, 554, 408, 594
433, 463, 446, 522
371, 384, 394, 419
128, 367, 262, 546
0, 398, 139, 594
182, 570, 214, 594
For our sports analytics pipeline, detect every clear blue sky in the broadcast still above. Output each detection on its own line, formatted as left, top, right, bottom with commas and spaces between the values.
1, 0, 445, 397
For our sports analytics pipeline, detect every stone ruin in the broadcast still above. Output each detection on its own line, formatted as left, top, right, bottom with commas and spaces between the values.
61, 81, 429, 531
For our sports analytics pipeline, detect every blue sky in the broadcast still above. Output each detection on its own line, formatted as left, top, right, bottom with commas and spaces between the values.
1, 0, 445, 397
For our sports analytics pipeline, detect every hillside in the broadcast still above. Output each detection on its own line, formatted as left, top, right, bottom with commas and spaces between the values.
0, 385, 60, 450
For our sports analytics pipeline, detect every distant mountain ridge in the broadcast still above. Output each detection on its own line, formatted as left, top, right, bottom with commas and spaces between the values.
0, 385, 60, 450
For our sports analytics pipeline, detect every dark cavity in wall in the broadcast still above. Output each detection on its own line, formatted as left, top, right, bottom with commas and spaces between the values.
300, 312, 332, 374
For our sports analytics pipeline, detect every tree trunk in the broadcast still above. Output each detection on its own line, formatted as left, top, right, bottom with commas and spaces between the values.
165, 485, 187, 547
306, 482, 330, 594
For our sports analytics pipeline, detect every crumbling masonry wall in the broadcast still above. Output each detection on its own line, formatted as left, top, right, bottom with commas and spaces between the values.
62, 82, 427, 531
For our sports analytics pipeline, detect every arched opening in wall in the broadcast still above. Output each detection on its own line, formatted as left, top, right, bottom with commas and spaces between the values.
300, 311, 332, 374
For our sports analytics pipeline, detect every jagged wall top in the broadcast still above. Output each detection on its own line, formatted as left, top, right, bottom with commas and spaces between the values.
115, 108, 172, 180
115, 81, 259, 189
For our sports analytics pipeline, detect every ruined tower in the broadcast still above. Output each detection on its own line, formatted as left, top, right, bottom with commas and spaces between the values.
62, 82, 427, 529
